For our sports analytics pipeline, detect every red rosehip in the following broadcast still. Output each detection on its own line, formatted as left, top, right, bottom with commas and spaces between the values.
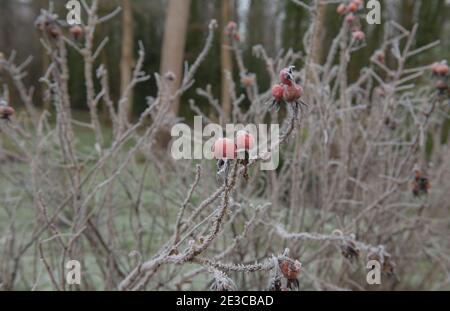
240, 73, 256, 87
212, 138, 237, 160
352, 30, 365, 41
70, 25, 83, 40
283, 84, 303, 103
345, 14, 355, 25
431, 62, 440, 73
236, 131, 255, 152
437, 63, 449, 76
272, 84, 284, 102
436, 80, 448, 91
347, 2, 358, 13
279, 66, 295, 86
279, 259, 302, 280
0, 105, 15, 120
226, 21, 237, 34
375, 50, 385, 63
352, 0, 364, 9
337, 3, 346, 15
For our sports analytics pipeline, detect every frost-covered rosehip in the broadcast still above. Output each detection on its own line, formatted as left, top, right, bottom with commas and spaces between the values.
375, 50, 385, 63
226, 21, 237, 34
336, 3, 346, 15
212, 138, 237, 160
236, 131, 255, 152
432, 61, 449, 76
0, 100, 14, 120
279, 66, 295, 86
347, 1, 358, 13
283, 84, 303, 103
436, 80, 448, 93
436, 62, 449, 76
269, 84, 285, 111
345, 14, 355, 25
225, 21, 241, 42
351, 0, 364, 10
272, 84, 284, 102
70, 25, 83, 40
352, 30, 365, 41
240, 73, 256, 87
279, 258, 302, 290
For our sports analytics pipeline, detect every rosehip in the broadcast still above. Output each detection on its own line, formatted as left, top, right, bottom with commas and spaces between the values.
70, 25, 83, 40
226, 21, 237, 34
337, 3, 346, 15
236, 131, 255, 152
279, 259, 301, 280
345, 14, 355, 25
436, 63, 449, 76
352, 0, 364, 10
212, 138, 237, 160
240, 73, 256, 87
279, 258, 302, 290
375, 50, 385, 63
272, 84, 284, 102
431, 62, 440, 73
347, 2, 358, 13
279, 66, 295, 86
436, 80, 448, 92
352, 30, 365, 41
283, 84, 303, 103
0, 101, 15, 120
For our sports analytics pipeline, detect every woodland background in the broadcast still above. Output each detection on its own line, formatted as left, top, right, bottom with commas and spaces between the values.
1, 0, 449, 122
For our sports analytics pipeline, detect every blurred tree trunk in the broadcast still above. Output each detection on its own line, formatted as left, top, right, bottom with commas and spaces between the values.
220, 0, 234, 123
160, 0, 192, 116
119, 0, 134, 126
306, 0, 326, 85
282, 1, 305, 52
400, 0, 416, 31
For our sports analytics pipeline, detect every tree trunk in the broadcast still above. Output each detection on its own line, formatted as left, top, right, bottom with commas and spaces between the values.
119, 0, 134, 129
160, 0, 192, 116
220, 0, 234, 123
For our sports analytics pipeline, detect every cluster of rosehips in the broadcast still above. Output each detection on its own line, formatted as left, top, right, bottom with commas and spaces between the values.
337, 0, 366, 42
35, 12, 83, 41
0, 99, 15, 121
225, 21, 241, 42
431, 60, 449, 96
35, 12, 62, 39
270, 66, 304, 112
212, 130, 255, 179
